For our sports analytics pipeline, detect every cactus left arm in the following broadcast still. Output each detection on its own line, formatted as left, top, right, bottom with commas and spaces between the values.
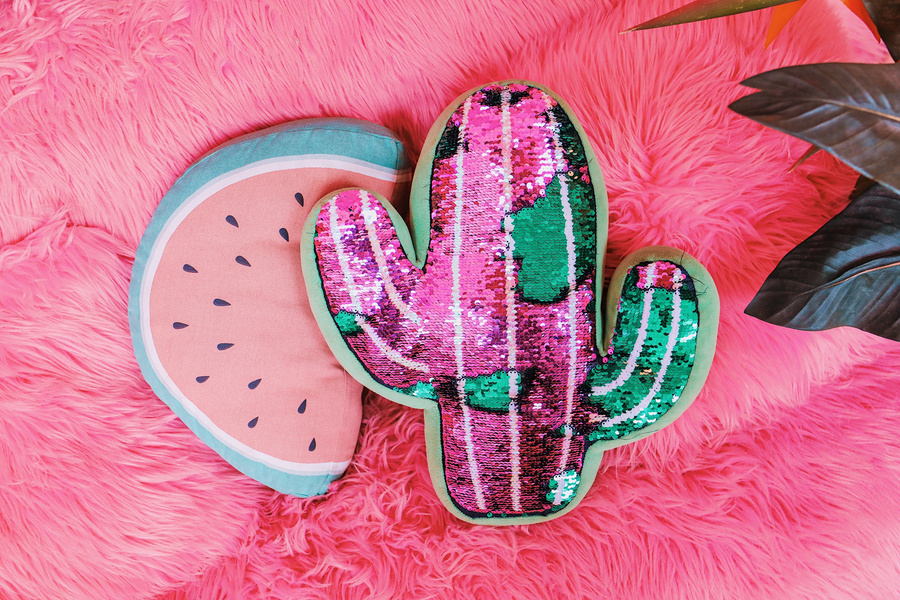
303, 188, 434, 396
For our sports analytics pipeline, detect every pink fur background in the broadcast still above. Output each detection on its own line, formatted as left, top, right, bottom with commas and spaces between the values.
1, 0, 898, 598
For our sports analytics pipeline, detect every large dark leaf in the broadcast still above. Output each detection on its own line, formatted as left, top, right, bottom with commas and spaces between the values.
861, 0, 900, 60
623, 0, 797, 31
730, 62, 900, 195
745, 183, 900, 340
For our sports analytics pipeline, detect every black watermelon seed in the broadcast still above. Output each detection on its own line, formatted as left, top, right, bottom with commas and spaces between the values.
196, 375, 209, 383
217, 343, 234, 350
298, 399, 307, 414
183, 264, 198, 273
248, 378, 261, 390
248, 416, 259, 428
279, 228, 289, 242
172, 322, 188, 329
226, 215, 239, 227
235, 255, 251, 267
308, 438, 316, 451
295, 192, 304, 206
213, 298, 230, 306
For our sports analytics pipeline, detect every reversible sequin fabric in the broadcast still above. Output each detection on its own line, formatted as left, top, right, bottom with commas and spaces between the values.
311, 83, 701, 519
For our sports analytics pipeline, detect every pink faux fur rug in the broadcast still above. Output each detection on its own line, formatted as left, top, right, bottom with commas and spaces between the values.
1, 1, 898, 598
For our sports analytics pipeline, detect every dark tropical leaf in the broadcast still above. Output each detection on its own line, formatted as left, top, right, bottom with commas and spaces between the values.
730, 62, 900, 195
788, 144, 820, 172
745, 183, 900, 340
623, 0, 797, 31
861, 0, 900, 60
850, 174, 876, 199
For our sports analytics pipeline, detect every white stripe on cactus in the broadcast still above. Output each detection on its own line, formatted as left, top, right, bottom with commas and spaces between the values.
542, 94, 579, 474
508, 396, 521, 512
358, 190, 420, 324
644, 262, 657, 287
600, 289, 682, 428
591, 288, 655, 396
358, 321, 429, 373
500, 91, 518, 390
500, 89, 522, 513
328, 200, 429, 373
559, 179, 579, 473
451, 97, 487, 511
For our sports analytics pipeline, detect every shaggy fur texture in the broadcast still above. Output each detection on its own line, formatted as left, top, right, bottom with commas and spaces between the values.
1, 1, 897, 598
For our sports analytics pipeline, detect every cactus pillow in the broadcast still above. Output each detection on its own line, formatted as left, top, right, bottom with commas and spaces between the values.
130, 119, 411, 497
302, 82, 720, 524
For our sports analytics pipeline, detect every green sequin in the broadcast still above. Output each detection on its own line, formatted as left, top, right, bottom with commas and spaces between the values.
395, 380, 439, 401
463, 369, 520, 412
333, 310, 363, 336
510, 173, 596, 303
546, 469, 580, 508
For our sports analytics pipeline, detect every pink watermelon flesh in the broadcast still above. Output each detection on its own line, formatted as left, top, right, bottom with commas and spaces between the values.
149, 168, 398, 465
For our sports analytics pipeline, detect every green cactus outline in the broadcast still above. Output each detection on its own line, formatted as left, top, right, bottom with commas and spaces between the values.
300, 81, 720, 525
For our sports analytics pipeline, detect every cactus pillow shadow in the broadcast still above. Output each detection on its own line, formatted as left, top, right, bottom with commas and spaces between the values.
302, 83, 720, 524
130, 119, 411, 497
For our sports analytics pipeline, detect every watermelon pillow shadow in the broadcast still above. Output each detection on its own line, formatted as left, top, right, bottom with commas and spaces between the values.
129, 119, 412, 497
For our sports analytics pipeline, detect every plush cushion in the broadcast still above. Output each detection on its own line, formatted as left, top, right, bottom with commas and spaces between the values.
302, 82, 720, 523
129, 119, 410, 496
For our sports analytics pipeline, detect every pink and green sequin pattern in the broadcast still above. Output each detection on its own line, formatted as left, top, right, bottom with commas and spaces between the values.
307, 83, 709, 521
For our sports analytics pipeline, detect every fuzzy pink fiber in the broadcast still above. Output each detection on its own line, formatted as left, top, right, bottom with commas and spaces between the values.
1, 1, 898, 598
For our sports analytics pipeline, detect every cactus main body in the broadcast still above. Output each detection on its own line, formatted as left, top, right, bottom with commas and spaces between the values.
304, 83, 716, 522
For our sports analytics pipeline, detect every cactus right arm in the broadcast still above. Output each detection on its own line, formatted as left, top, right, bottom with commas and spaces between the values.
584, 258, 709, 443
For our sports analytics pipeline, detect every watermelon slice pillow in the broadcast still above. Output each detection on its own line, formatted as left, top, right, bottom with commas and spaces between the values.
129, 119, 411, 497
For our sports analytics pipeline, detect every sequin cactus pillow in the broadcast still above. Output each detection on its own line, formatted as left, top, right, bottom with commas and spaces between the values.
130, 119, 411, 497
302, 83, 720, 523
